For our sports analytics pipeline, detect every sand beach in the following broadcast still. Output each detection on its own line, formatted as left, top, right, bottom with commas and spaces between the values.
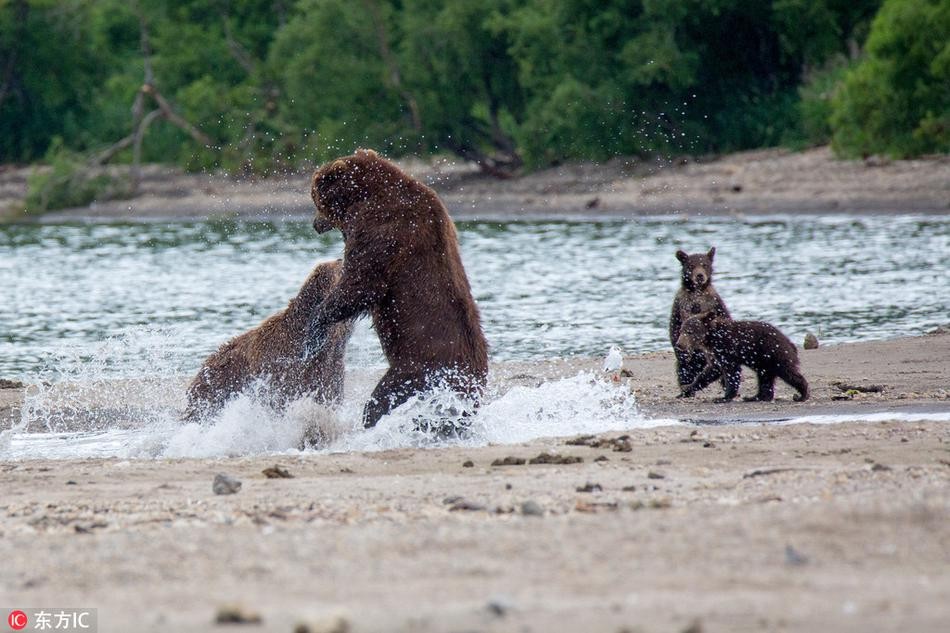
1, 331, 949, 632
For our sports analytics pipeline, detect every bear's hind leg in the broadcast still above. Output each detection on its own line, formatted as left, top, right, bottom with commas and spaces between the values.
783, 368, 810, 402
744, 370, 776, 402
362, 369, 426, 428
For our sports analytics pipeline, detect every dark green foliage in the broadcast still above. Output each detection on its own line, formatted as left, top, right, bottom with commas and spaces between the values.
6, 0, 943, 174
0, 1, 108, 161
831, 0, 950, 157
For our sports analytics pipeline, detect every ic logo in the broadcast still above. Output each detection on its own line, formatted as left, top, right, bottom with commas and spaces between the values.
7, 610, 28, 630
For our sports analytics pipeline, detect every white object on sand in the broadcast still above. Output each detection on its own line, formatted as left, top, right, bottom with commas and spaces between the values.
603, 346, 623, 373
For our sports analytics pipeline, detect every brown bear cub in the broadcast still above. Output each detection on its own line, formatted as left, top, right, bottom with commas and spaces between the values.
307, 149, 489, 428
184, 260, 354, 421
669, 248, 731, 389
675, 313, 809, 402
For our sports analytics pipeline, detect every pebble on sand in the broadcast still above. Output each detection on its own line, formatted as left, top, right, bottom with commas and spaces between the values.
529, 452, 583, 465
261, 465, 293, 479
576, 482, 603, 493
521, 500, 544, 516
804, 332, 819, 349
213, 473, 242, 495
293, 614, 350, 633
491, 456, 526, 466
214, 604, 262, 624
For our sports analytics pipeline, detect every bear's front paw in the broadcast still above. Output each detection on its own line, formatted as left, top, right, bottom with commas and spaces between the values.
302, 321, 330, 360
677, 390, 694, 399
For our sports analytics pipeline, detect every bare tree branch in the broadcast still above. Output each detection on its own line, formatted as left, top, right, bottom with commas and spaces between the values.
144, 85, 214, 146
91, 109, 160, 165
221, 14, 256, 74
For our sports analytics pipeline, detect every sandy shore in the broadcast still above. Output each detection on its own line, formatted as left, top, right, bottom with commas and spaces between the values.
2, 146, 948, 221
2, 333, 949, 631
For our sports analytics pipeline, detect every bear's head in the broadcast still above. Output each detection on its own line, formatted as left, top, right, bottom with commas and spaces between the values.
310, 149, 395, 234
676, 247, 716, 291
674, 311, 718, 353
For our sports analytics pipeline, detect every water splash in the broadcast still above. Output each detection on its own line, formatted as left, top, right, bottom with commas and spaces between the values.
14, 327, 186, 435
3, 357, 666, 459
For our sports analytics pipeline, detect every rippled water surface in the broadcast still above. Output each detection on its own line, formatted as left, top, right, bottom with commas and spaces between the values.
3, 215, 949, 459
3, 215, 948, 377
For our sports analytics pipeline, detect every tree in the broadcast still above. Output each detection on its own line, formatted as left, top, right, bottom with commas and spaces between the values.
831, 0, 950, 157
0, 0, 106, 161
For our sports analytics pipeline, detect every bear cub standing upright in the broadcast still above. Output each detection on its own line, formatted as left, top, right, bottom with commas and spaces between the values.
675, 313, 809, 402
669, 248, 731, 389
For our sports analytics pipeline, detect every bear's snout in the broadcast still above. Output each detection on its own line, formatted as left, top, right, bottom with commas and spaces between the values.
675, 334, 691, 352
313, 217, 335, 234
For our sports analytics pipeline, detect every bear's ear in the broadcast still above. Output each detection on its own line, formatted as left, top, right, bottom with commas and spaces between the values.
354, 148, 379, 160
676, 250, 688, 263
311, 159, 350, 211
707, 246, 716, 260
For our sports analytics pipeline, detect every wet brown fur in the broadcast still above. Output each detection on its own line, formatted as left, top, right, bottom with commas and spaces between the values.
308, 149, 489, 428
184, 260, 354, 421
675, 313, 809, 402
669, 247, 731, 388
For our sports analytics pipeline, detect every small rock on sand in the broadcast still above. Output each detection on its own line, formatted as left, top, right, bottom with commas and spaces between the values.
681, 619, 704, 633
491, 456, 526, 466
529, 452, 583, 465
486, 596, 514, 617
261, 465, 293, 479
521, 500, 544, 516
462, 460, 474, 468
785, 544, 809, 566
449, 499, 486, 512
576, 482, 603, 493
293, 614, 350, 633
214, 604, 261, 624
213, 474, 242, 495
804, 332, 819, 349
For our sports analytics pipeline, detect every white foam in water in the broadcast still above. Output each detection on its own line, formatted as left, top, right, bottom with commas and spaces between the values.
156, 386, 348, 458
3, 359, 675, 459
3, 326, 948, 460
327, 372, 676, 453
772, 412, 950, 425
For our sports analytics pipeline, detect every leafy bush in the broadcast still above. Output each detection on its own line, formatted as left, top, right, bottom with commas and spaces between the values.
831, 0, 950, 157
783, 57, 853, 148
25, 139, 131, 214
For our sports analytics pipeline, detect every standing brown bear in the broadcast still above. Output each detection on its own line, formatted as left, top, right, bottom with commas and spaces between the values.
675, 312, 809, 402
184, 260, 354, 421
307, 149, 489, 428
669, 248, 731, 390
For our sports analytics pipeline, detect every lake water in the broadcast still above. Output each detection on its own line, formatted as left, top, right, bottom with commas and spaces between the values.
2, 214, 949, 458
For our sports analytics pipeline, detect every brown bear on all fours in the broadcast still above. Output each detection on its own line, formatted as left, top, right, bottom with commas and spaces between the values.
675, 312, 809, 402
184, 259, 354, 421
669, 247, 732, 389
307, 149, 489, 429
